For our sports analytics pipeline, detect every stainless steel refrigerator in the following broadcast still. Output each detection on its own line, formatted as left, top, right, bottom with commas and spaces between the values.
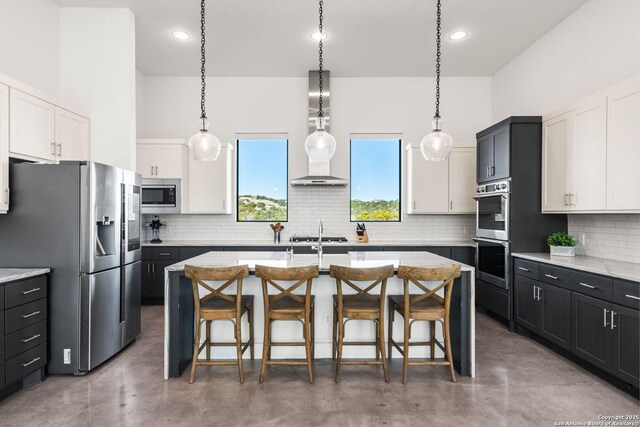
0, 161, 142, 375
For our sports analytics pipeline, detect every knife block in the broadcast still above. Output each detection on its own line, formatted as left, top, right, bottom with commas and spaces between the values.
356, 230, 369, 243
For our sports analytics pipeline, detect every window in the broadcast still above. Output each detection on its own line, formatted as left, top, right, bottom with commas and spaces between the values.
350, 135, 401, 222
237, 136, 288, 222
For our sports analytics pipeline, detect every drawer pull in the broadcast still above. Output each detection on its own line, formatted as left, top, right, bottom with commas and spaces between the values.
22, 334, 41, 343
544, 274, 558, 280
22, 287, 41, 295
22, 311, 41, 318
159, 253, 171, 256
625, 294, 640, 301
22, 357, 41, 368
578, 282, 596, 289
518, 267, 530, 272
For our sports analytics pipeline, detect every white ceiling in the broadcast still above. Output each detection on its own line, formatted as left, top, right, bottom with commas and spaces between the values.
52, 0, 588, 77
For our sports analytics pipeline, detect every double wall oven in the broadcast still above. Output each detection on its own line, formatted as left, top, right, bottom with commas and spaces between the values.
474, 180, 512, 321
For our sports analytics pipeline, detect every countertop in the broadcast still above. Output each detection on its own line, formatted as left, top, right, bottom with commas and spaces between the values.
143, 239, 475, 247
0, 268, 50, 284
166, 250, 474, 273
511, 253, 640, 283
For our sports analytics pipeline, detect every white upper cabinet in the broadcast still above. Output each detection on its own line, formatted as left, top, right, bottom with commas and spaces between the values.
136, 140, 186, 179
54, 107, 90, 161
188, 144, 233, 214
606, 81, 640, 211
448, 148, 476, 213
542, 75, 640, 213
9, 88, 56, 162
0, 83, 8, 213
406, 145, 476, 215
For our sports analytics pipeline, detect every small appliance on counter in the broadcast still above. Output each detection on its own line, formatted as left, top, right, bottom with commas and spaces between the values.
356, 223, 369, 243
147, 215, 166, 244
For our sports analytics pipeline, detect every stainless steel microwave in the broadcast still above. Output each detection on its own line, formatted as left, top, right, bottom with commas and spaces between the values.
141, 178, 181, 214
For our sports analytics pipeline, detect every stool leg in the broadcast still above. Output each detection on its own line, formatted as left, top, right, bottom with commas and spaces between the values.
335, 315, 344, 383
403, 317, 409, 385
378, 315, 390, 383
235, 318, 244, 384
249, 303, 255, 360
387, 304, 393, 360
206, 320, 211, 361
375, 320, 380, 361
189, 319, 202, 384
267, 321, 273, 361
332, 302, 337, 359
305, 316, 313, 383
259, 317, 270, 384
444, 317, 456, 383
430, 320, 436, 360
310, 305, 315, 360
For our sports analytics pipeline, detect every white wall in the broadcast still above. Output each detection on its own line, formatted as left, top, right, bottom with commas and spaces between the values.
59, 8, 137, 171
0, 0, 60, 95
492, 0, 640, 120
136, 69, 147, 139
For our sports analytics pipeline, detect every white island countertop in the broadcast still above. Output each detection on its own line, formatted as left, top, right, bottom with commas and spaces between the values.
144, 239, 475, 247
0, 268, 50, 284
511, 253, 640, 282
165, 250, 475, 273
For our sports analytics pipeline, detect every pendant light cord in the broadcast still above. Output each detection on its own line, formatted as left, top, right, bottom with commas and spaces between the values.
434, 0, 442, 121
318, 0, 324, 118
199, 0, 207, 128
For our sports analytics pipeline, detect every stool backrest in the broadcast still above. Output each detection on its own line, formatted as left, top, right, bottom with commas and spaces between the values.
396, 264, 461, 314
185, 265, 250, 314
329, 264, 394, 309
255, 265, 320, 312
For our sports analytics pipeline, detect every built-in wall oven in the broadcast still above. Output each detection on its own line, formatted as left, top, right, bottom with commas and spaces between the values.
474, 180, 509, 241
473, 237, 509, 290
141, 178, 181, 214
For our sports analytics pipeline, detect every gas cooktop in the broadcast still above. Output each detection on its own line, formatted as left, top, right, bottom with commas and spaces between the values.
289, 236, 348, 243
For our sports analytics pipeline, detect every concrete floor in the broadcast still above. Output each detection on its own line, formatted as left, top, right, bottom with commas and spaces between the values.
0, 306, 637, 426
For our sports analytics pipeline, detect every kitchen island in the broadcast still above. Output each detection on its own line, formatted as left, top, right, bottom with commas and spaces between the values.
163, 251, 475, 380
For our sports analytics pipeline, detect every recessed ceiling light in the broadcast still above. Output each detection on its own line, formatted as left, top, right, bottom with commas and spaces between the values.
310, 31, 327, 41
172, 30, 190, 40
449, 31, 467, 40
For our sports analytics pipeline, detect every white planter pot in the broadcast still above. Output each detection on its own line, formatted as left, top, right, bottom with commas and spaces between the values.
549, 245, 576, 257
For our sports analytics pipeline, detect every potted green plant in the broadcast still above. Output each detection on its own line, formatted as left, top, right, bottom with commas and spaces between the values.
547, 232, 577, 257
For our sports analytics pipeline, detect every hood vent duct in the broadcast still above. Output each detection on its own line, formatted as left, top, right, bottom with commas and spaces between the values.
290, 70, 347, 187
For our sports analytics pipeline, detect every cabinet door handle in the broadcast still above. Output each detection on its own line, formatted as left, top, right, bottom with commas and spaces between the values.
22, 287, 41, 295
579, 282, 596, 289
22, 334, 41, 343
151, 166, 154, 176
450, 201, 453, 210
50, 142, 56, 155
533, 285, 537, 300
152, 263, 155, 274
610, 311, 617, 330
486, 166, 490, 178
536, 287, 542, 301
22, 357, 41, 368
603, 308, 609, 327
491, 165, 495, 176
159, 252, 171, 256
57, 143, 62, 157
222, 200, 226, 210
569, 193, 575, 206
518, 267, 530, 272
625, 294, 640, 301
22, 311, 41, 319
147, 263, 150, 274
544, 274, 558, 280
155, 166, 158, 175
564, 193, 568, 206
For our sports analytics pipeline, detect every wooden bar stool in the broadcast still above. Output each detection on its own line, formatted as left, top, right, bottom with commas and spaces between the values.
184, 265, 254, 384
387, 264, 461, 384
330, 264, 394, 383
255, 264, 319, 383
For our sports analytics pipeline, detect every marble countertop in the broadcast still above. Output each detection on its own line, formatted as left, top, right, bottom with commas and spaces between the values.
0, 268, 50, 284
511, 253, 640, 283
144, 239, 475, 248
166, 250, 474, 273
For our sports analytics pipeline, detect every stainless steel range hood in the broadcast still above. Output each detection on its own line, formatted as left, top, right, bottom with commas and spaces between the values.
290, 70, 348, 187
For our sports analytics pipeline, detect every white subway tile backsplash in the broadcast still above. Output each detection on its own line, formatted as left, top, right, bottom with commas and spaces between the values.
569, 214, 640, 264
144, 186, 475, 244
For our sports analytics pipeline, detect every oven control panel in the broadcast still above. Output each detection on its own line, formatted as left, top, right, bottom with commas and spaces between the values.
476, 180, 510, 195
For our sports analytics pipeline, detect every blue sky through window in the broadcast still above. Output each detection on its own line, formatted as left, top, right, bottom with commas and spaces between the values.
351, 139, 400, 201
237, 139, 287, 200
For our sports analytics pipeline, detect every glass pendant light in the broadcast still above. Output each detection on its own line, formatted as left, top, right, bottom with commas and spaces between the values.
305, 0, 336, 162
420, 0, 454, 162
188, 0, 221, 161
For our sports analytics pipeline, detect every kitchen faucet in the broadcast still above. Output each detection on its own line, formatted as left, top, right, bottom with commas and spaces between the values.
311, 220, 323, 258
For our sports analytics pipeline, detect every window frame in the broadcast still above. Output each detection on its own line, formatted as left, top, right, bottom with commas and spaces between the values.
236, 134, 289, 223
349, 134, 402, 223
